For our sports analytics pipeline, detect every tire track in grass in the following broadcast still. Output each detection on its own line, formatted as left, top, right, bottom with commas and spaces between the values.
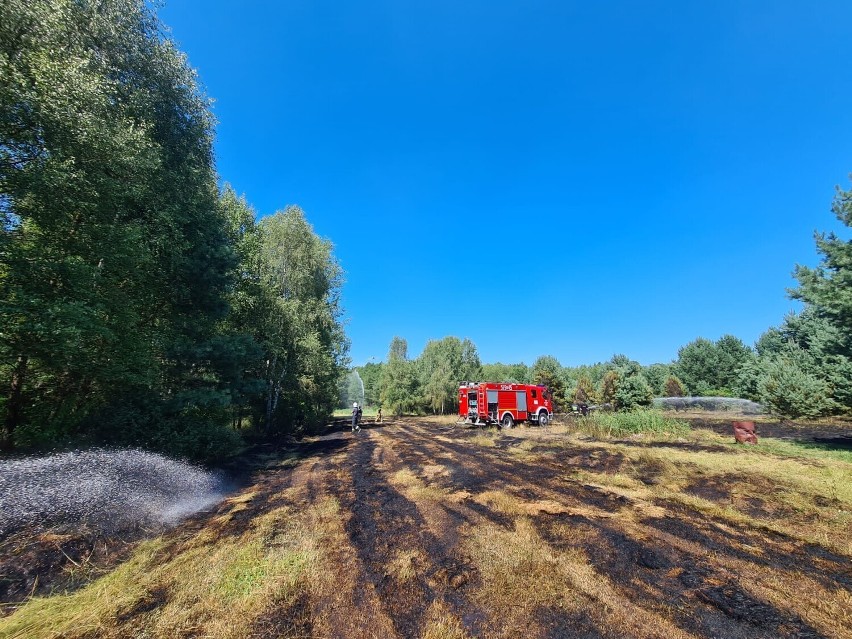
390, 420, 844, 639
334, 429, 485, 638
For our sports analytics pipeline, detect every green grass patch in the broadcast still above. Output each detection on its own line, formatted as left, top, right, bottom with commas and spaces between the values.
743, 437, 852, 464
577, 409, 689, 438
689, 428, 852, 463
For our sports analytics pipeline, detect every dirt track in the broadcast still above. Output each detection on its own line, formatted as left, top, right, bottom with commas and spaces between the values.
3, 417, 851, 638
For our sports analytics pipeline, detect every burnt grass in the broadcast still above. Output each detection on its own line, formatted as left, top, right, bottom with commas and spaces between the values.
2, 417, 851, 638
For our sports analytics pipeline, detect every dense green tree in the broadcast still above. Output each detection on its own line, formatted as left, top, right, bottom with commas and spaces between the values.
416, 336, 482, 414
218, 186, 268, 429
673, 338, 715, 395
565, 362, 608, 387
608, 354, 635, 371
598, 370, 620, 407
0, 0, 243, 456
733, 355, 762, 402
256, 206, 349, 433
737, 309, 852, 415
481, 362, 530, 383
673, 336, 751, 396
756, 347, 837, 419
357, 362, 384, 407
715, 335, 753, 390
380, 337, 417, 416
792, 181, 852, 349
573, 375, 597, 404
460, 338, 483, 383
531, 355, 567, 411
614, 374, 653, 410
643, 363, 672, 396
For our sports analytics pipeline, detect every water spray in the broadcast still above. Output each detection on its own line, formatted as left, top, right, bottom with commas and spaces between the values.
0, 449, 226, 538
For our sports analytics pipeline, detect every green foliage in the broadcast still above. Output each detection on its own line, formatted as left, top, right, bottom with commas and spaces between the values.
481, 362, 530, 383
733, 355, 763, 401
380, 337, 418, 416
674, 335, 752, 396
598, 370, 619, 407
416, 337, 482, 414
715, 335, 753, 389
253, 206, 349, 434
700, 388, 735, 398
642, 363, 672, 397
0, 2, 348, 458
0, 0, 243, 457
576, 409, 689, 438
614, 373, 653, 410
564, 362, 608, 387
357, 362, 384, 407
792, 181, 852, 349
756, 349, 837, 419
531, 355, 568, 411
572, 375, 597, 404
737, 309, 852, 415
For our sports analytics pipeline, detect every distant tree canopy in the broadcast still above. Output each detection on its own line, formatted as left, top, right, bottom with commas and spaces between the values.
0, 0, 347, 458
673, 335, 752, 396
379, 337, 417, 416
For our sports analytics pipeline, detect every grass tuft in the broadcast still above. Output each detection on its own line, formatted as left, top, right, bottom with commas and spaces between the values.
577, 409, 689, 438
421, 601, 471, 639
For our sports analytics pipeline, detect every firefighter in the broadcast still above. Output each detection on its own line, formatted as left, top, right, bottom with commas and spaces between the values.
376, 406, 383, 423
351, 402, 362, 433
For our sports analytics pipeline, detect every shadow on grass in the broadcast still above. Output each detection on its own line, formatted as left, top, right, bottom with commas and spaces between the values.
806, 436, 852, 452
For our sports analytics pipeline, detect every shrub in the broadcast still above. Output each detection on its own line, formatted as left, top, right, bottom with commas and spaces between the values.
663, 376, 686, 397
757, 357, 837, 419
701, 388, 734, 398
573, 375, 597, 404
598, 370, 619, 407
614, 374, 653, 410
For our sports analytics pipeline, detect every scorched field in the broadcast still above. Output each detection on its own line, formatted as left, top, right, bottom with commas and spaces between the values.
2, 415, 851, 639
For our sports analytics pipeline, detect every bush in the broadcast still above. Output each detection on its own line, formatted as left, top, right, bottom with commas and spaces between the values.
757, 357, 837, 419
663, 376, 686, 397
614, 374, 653, 410
598, 370, 619, 406
701, 388, 734, 398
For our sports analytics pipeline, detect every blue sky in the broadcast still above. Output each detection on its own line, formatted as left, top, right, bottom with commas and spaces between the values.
160, 0, 852, 367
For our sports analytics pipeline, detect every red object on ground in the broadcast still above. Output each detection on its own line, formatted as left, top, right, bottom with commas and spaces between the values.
732, 421, 758, 444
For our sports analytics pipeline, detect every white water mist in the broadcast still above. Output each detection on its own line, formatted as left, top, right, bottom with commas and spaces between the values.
0, 449, 226, 537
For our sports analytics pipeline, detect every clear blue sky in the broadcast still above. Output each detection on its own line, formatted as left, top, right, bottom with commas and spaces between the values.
160, 0, 852, 367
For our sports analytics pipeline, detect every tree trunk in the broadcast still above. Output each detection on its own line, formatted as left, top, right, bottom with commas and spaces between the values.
3, 356, 28, 452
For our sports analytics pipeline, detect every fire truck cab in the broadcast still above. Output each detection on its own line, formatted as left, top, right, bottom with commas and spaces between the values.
458, 382, 553, 428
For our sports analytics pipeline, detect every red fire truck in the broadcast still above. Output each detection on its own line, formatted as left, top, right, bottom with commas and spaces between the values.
458, 382, 553, 428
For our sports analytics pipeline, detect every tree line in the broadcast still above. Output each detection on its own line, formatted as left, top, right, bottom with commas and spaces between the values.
350, 180, 852, 420
0, 0, 348, 460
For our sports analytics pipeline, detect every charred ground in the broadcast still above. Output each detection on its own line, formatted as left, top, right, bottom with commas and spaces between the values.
1, 416, 851, 639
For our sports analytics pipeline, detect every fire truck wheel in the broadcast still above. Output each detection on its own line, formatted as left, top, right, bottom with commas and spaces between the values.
538, 411, 549, 427
501, 414, 514, 429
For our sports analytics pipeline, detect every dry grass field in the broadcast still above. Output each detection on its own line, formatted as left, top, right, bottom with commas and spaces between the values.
2, 414, 851, 638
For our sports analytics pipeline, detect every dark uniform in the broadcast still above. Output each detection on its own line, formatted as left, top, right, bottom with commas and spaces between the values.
351, 404, 362, 432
